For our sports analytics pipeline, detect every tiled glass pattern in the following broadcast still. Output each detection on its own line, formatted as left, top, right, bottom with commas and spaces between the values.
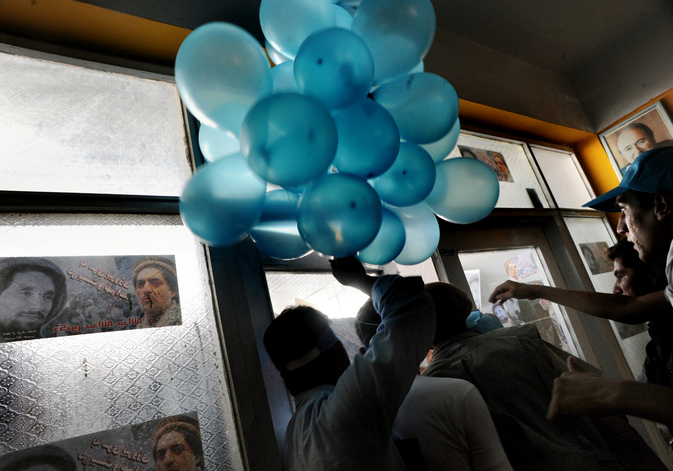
448, 132, 551, 208
0, 213, 243, 470
563, 216, 648, 378
0, 51, 192, 196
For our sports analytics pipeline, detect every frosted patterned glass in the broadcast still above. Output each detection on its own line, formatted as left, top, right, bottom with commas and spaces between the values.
0, 214, 243, 471
0, 52, 192, 196
563, 216, 647, 378
530, 145, 594, 209
447, 132, 550, 208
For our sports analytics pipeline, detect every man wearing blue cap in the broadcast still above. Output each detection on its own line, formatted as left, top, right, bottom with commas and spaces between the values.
546, 147, 673, 430
263, 257, 434, 470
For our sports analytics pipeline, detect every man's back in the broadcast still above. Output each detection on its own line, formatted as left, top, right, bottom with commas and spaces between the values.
282, 275, 434, 471
423, 325, 655, 471
394, 375, 512, 471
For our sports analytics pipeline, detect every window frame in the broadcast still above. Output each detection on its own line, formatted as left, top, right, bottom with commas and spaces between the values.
0, 39, 280, 471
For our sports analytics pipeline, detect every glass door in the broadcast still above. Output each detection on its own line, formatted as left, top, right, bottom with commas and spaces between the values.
435, 218, 619, 371
459, 247, 578, 356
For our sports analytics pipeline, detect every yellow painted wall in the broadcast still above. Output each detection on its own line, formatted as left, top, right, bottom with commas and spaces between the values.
0, 0, 189, 66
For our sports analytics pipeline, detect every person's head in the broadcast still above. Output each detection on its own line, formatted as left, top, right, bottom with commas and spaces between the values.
493, 153, 509, 177
607, 238, 665, 296
0, 444, 76, 471
0, 258, 67, 335
424, 282, 473, 346
132, 257, 178, 316
583, 147, 673, 265
504, 260, 518, 279
264, 305, 350, 396
616, 123, 656, 164
354, 299, 379, 349
152, 415, 204, 471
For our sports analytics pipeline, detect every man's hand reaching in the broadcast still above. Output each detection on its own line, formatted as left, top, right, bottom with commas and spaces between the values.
330, 256, 376, 296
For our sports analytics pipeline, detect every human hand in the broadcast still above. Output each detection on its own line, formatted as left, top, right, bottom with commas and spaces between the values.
547, 357, 617, 422
488, 280, 535, 305
329, 257, 375, 294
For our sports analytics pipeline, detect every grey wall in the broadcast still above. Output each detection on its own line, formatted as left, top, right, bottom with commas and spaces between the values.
569, 13, 673, 132
425, 29, 593, 131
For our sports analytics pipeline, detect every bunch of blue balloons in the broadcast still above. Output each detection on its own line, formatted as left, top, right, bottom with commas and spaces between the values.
176, 0, 500, 266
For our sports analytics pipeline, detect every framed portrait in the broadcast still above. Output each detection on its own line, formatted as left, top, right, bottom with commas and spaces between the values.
449, 131, 552, 209
457, 145, 514, 183
599, 101, 673, 177
578, 241, 613, 275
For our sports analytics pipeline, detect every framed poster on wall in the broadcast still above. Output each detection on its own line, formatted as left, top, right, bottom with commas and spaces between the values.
599, 101, 673, 177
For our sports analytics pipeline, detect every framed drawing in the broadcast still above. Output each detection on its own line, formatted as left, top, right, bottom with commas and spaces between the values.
599, 101, 673, 177
449, 131, 552, 208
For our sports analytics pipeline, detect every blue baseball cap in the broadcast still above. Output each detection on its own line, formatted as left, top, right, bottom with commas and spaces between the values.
583, 146, 673, 212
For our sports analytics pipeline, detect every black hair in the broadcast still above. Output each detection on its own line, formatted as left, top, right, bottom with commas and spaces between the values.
354, 299, 379, 348
264, 305, 349, 395
608, 238, 667, 290
0, 445, 76, 471
425, 282, 473, 346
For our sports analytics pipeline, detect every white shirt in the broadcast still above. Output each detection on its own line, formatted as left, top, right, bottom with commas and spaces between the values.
394, 375, 513, 471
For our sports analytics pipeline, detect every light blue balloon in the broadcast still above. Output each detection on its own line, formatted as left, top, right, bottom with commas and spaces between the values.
334, 5, 354, 29
198, 124, 240, 163
294, 28, 374, 110
370, 142, 436, 207
249, 190, 313, 260
426, 157, 500, 224
240, 93, 338, 187
374, 73, 459, 144
175, 22, 272, 131
410, 61, 425, 74
389, 203, 440, 265
271, 61, 301, 93
260, 0, 336, 60
356, 207, 406, 265
180, 154, 267, 246
332, 99, 400, 179
419, 117, 460, 163
297, 174, 382, 257
351, 0, 435, 85
266, 39, 290, 65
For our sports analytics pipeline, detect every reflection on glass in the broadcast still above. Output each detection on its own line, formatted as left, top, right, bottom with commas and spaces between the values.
459, 247, 577, 356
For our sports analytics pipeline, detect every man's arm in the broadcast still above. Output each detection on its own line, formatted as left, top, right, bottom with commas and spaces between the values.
548, 357, 673, 426
321, 258, 435, 455
488, 280, 671, 324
